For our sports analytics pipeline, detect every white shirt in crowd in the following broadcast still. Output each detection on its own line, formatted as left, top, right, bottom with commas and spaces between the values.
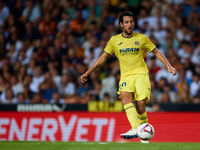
63, 82, 75, 95
190, 81, 200, 97
58, 82, 75, 96
153, 30, 167, 45
29, 75, 44, 93
155, 68, 178, 83
12, 83, 24, 94
0, 91, 18, 104
84, 46, 102, 65
53, 75, 62, 88
191, 47, 200, 65
6, 40, 23, 53
148, 16, 167, 30
0, 97, 18, 104
99, 76, 117, 102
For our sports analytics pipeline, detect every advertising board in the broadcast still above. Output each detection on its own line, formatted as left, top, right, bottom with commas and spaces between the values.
0, 112, 200, 142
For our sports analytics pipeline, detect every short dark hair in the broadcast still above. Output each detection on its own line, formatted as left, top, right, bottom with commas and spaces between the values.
119, 11, 135, 24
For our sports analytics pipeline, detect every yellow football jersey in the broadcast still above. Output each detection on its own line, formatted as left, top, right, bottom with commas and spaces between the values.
104, 32, 156, 79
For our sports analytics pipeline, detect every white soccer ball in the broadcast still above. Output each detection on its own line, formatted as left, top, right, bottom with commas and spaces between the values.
137, 123, 155, 140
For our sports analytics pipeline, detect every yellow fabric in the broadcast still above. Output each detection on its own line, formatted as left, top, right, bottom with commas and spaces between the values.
104, 32, 156, 79
124, 103, 139, 129
117, 74, 151, 102
137, 111, 148, 125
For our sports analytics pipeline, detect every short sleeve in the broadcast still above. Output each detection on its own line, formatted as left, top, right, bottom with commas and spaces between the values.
143, 35, 156, 53
104, 36, 114, 55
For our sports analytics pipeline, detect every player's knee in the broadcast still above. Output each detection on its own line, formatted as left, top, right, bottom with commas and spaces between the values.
122, 98, 131, 105
120, 92, 133, 105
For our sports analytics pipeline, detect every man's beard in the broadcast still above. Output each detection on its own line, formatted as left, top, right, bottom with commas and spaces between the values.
124, 29, 133, 36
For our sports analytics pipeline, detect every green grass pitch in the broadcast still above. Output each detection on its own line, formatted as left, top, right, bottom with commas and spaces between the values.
1, 141, 200, 150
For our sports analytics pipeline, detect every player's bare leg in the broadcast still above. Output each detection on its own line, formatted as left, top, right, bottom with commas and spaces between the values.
120, 92, 138, 139
136, 99, 148, 125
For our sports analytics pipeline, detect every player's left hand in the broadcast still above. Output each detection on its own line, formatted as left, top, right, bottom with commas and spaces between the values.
167, 66, 176, 76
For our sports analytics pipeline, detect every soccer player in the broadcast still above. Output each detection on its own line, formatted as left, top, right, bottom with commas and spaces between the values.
80, 11, 176, 143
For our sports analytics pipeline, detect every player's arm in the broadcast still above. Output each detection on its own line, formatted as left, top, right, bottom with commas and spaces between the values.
152, 48, 176, 76
80, 52, 110, 83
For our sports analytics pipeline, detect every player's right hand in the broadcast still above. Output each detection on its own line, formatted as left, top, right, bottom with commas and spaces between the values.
80, 73, 88, 83
167, 66, 176, 76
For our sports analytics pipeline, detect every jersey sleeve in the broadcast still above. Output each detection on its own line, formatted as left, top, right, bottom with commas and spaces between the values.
104, 36, 114, 55
142, 35, 156, 53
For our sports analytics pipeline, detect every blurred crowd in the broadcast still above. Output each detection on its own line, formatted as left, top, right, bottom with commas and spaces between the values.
0, 0, 199, 106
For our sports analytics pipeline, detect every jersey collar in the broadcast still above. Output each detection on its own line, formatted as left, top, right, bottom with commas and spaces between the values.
121, 32, 135, 39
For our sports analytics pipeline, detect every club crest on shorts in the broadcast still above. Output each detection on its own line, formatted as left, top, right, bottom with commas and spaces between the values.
135, 41, 140, 46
